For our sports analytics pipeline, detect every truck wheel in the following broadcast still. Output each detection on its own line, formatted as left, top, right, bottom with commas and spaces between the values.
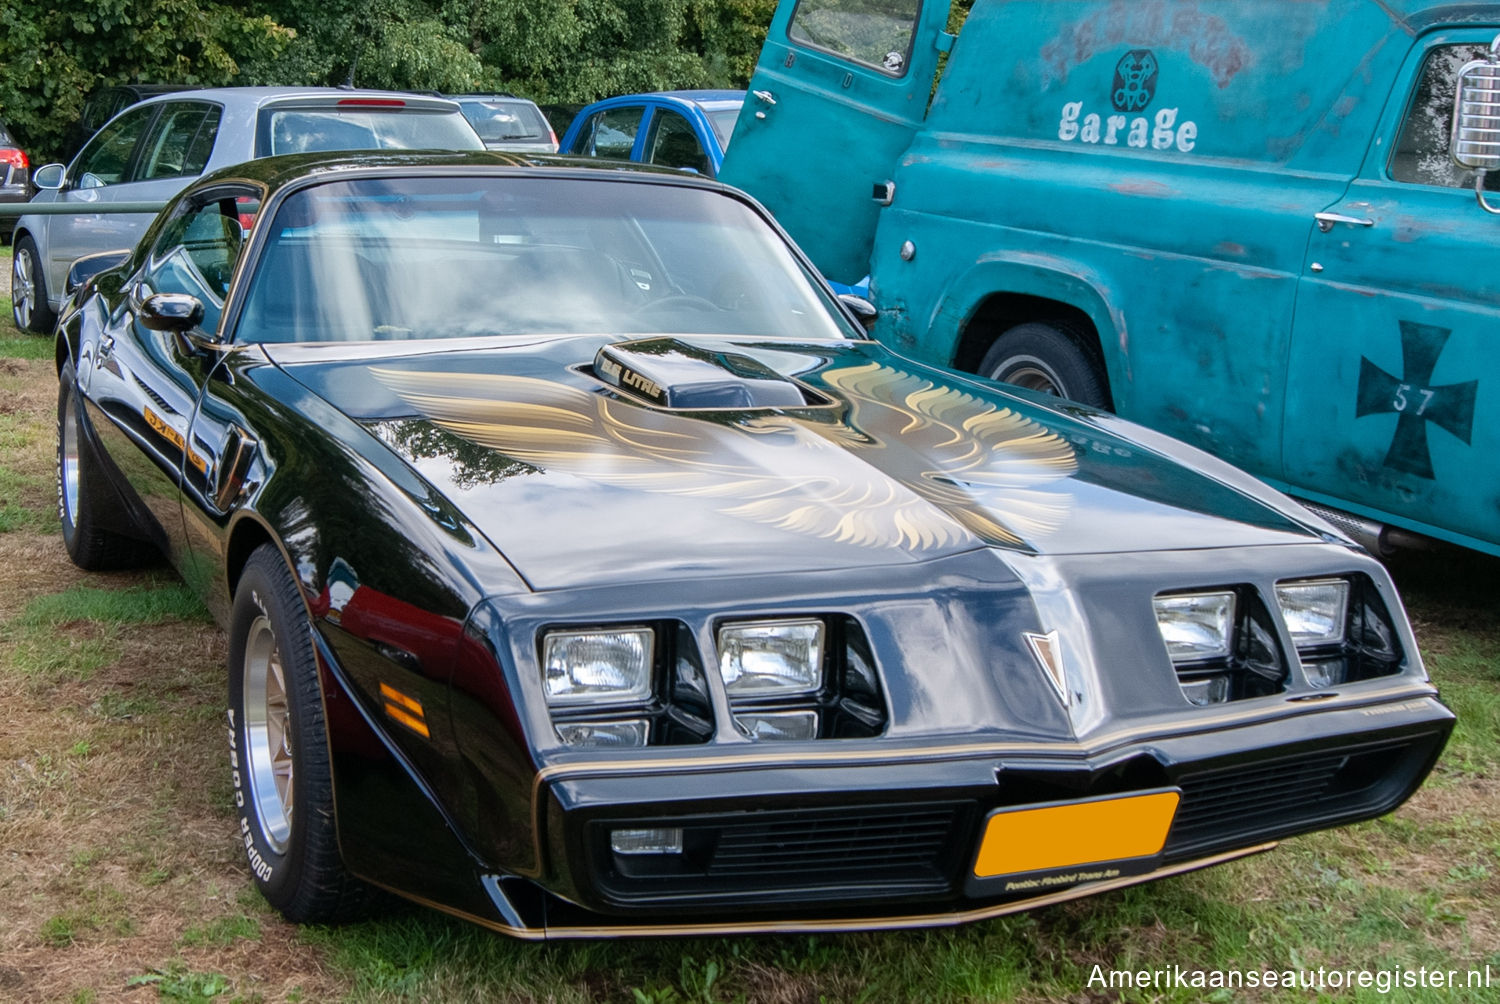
57, 361, 156, 570
228, 544, 373, 923
13, 235, 57, 334
979, 321, 1110, 409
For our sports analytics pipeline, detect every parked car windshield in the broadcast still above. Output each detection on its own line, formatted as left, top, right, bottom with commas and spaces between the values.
262, 108, 484, 155
235, 175, 858, 344
707, 106, 742, 149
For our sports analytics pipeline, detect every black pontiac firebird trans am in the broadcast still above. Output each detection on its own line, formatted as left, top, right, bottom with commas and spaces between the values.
49, 151, 1451, 938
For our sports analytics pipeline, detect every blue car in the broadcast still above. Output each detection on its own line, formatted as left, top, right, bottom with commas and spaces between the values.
560, 90, 743, 179
561, 90, 870, 299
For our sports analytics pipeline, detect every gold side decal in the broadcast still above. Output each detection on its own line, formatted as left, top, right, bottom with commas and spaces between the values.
371, 360, 1079, 550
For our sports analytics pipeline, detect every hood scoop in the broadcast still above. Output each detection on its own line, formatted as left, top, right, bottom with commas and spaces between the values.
594, 338, 817, 409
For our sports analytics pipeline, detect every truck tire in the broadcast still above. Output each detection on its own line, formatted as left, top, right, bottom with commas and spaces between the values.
979, 321, 1110, 409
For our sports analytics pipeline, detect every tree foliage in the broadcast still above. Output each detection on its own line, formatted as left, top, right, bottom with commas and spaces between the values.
0, 0, 778, 163
0, 0, 292, 160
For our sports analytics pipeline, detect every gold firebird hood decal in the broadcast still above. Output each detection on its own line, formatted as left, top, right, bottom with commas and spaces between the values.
371, 360, 1079, 550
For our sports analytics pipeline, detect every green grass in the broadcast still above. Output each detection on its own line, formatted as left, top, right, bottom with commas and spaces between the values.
0, 582, 208, 685
16, 582, 209, 626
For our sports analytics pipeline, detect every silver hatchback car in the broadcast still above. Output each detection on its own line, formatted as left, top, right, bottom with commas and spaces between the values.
11, 87, 484, 332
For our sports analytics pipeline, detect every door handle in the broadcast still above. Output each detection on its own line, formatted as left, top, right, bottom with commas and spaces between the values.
752, 89, 777, 121
1315, 211, 1375, 232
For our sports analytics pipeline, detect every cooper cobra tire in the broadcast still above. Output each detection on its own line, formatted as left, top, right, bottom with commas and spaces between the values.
57, 360, 155, 570
13, 235, 57, 334
228, 544, 372, 923
978, 320, 1110, 409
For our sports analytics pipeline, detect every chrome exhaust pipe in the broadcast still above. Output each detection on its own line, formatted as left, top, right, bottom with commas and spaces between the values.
1297, 502, 1429, 558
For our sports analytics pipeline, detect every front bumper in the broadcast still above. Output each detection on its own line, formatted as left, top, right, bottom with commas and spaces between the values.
438, 689, 1450, 937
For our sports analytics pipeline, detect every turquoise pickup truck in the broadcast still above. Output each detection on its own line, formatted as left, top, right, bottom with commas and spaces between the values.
720, 0, 1500, 558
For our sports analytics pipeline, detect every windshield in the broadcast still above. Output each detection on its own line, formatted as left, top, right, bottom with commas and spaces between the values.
236, 175, 858, 344
261, 108, 484, 156
707, 107, 742, 150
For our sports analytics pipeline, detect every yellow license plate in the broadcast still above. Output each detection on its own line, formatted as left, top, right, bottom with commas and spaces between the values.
973, 790, 1180, 878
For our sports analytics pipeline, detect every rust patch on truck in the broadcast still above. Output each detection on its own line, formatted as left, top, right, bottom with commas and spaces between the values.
1108, 180, 1178, 197
1040, 1, 1252, 89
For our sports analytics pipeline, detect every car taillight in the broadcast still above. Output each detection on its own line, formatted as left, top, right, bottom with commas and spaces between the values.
236, 196, 259, 233
0, 148, 27, 170
335, 98, 405, 107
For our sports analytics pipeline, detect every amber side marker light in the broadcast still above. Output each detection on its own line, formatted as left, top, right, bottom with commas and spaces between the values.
380, 682, 430, 738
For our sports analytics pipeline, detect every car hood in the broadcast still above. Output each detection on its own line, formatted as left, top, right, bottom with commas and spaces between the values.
267, 335, 1324, 590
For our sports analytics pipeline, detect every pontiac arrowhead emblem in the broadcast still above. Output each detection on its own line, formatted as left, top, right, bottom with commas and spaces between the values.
1023, 630, 1070, 707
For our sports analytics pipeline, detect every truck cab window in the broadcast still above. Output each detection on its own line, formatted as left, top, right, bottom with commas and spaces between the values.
787, 0, 921, 76
1390, 43, 1499, 190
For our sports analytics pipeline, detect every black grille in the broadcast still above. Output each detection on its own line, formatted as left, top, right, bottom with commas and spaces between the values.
591, 801, 969, 907
1164, 737, 1428, 858
707, 804, 959, 880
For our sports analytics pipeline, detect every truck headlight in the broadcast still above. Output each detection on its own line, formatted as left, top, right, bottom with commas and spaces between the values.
1153, 591, 1235, 662
1275, 578, 1350, 647
543, 626, 653, 705
717, 618, 823, 695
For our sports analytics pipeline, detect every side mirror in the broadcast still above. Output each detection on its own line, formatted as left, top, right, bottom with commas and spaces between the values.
66, 249, 132, 295
1450, 35, 1500, 214
139, 292, 205, 332
32, 163, 65, 190
838, 292, 878, 330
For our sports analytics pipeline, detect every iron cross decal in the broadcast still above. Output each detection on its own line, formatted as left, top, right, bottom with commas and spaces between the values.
1355, 321, 1477, 480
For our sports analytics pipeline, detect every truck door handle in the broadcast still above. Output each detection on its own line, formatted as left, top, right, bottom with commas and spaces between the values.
1315, 212, 1375, 232
752, 90, 777, 105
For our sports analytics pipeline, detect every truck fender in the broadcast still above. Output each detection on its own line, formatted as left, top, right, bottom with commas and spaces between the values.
925, 253, 1131, 396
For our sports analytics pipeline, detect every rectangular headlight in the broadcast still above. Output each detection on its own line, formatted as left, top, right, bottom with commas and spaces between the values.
717, 618, 823, 695
1153, 591, 1236, 662
1276, 578, 1350, 647
543, 626, 653, 705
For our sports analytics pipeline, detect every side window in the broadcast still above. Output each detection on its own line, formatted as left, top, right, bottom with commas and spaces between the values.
645, 110, 711, 175
72, 105, 157, 188
1390, 43, 1499, 190
137, 103, 221, 181
182, 106, 222, 175
144, 196, 249, 334
787, 0, 921, 76
577, 107, 643, 158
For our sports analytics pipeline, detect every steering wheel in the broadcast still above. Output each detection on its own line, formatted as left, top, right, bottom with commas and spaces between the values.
637, 293, 720, 316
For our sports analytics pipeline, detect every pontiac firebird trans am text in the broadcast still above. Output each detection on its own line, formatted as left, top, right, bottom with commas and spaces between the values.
51, 151, 1451, 937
